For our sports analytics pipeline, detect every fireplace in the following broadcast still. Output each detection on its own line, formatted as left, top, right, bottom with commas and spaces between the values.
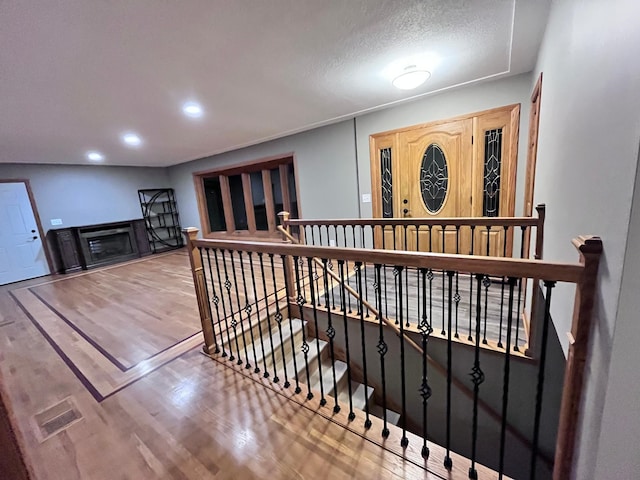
78, 224, 139, 268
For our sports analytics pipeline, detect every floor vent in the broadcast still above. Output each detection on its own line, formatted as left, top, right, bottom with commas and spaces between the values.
34, 397, 83, 441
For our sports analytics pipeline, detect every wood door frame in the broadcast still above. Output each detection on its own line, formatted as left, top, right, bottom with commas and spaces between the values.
523, 73, 543, 258
370, 104, 521, 224
0, 178, 54, 274
193, 152, 302, 240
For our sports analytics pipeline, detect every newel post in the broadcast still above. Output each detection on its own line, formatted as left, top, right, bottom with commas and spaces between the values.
182, 227, 216, 354
277, 211, 298, 306
553, 235, 603, 480
535, 204, 546, 260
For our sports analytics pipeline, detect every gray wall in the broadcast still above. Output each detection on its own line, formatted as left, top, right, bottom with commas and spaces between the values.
168, 73, 532, 235
530, 0, 640, 478
0, 163, 170, 230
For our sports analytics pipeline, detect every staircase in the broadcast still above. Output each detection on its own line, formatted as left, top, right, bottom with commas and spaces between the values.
219, 315, 401, 426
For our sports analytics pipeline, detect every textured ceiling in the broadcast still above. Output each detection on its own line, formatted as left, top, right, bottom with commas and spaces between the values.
0, 0, 550, 167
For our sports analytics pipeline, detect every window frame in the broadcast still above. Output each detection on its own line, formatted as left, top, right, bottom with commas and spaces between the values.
193, 154, 301, 240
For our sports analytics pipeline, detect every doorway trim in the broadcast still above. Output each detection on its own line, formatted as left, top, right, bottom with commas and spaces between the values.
0, 179, 54, 274
523, 73, 543, 259
369, 104, 521, 221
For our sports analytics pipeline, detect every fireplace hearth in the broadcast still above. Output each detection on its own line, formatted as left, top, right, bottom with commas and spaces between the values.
47, 219, 152, 273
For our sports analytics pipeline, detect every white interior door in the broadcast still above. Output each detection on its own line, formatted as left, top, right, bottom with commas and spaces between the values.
0, 182, 49, 285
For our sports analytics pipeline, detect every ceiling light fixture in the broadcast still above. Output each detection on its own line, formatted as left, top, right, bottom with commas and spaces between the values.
86, 151, 104, 162
122, 132, 142, 147
182, 101, 204, 118
392, 65, 431, 90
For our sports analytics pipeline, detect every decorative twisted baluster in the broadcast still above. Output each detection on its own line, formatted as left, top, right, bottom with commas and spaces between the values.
281, 254, 301, 394
229, 250, 250, 368
238, 251, 259, 372
248, 252, 268, 376
258, 253, 277, 380
498, 226, 509, 349
269, 253, 289, 387
293, 256, 313, 400
213, 249, 233, 360
374, 264, 389, 438
322, 258, 340, 414
498, 277, 518, 479
200, 248, 220, 354
221, 250, 242, 364
469, 273, 485, 479
355, 261, 371, 428
419, 267, 433, 458
307, 257, 326, 406
397, 265, 408, 447
444, 270, 455, 470
338, 260, 355, 421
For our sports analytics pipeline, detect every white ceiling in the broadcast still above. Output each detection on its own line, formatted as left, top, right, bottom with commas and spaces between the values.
0, 0, 550, 167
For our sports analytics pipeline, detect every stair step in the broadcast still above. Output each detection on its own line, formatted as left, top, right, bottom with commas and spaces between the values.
264, 319, 305, 371
369, 404, 401, 426
337, 381, 374, 411
281, 337, 327, 383
308, 359, 348, 398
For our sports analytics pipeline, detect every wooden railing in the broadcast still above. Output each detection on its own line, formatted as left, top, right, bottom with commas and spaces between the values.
280, 207, 547, 357
282, 203, 546, 260
183, 226, 601, 480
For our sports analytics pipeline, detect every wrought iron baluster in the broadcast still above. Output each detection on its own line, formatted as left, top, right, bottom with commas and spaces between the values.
229, 250, 250, 367
498, 277, 518, 478
345, 227, 353, 313
213, 249, 233, 360
258, 253, 278, 381
281, 254, 301, 394
248, 252, 268, 376
307, 257, 326, 406
338, 260, 355, 420
498, 226, 509, 349
397, 265, 408, 447
482, 272, 491, 345
486, 225, 492, 256
393, 225, 398, 325
416, 226, 421, 331
293, 257, 313, 400
469, 273, 485, 479
355, 261, 371, 428
419, 267, 433, 458
514, 227, 526, 352
529, 280, 556, 480
201, 248, 220, 355
454, 226, 460, 338
468, 226, 476, 341
428, 224, 433, 252
374, 264, 389, 438
444, 270, 454, 470
238, 251, 258, 370
270, 253, 289, 387
441, 226, 446, 335
381, 226, 389, 321
310, 227, 322, 306
223, 250, 243, 365
403, 224, 409, 327
322, 258, 340, 413
361, 226, 370, 318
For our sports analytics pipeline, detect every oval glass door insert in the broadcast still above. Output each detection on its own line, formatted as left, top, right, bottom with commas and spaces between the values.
420, 144, 449, 213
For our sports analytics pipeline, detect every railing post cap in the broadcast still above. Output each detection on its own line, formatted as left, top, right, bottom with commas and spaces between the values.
278, 211, 290, 218
182, 227, 200, 240
182, 227, 200, 233
572, 235, 603, 255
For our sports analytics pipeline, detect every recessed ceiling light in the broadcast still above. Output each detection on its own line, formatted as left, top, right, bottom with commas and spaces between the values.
86, 151, 105, 162
122, 132, 142, 147
392, 66, 431, 90
182, 101, 204, 118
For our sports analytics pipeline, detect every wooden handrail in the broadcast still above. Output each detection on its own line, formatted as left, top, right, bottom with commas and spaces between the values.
285, 216, 541, 228
191, 236, 584, 284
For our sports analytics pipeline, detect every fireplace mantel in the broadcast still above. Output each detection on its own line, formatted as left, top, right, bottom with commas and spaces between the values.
47, 219, 152, 274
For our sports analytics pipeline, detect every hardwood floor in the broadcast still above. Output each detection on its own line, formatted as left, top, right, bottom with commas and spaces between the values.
0, 250, 452, 479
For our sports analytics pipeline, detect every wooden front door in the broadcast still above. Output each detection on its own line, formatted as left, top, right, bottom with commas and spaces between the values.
370, 104, 520, 256
399, 118, 473, 253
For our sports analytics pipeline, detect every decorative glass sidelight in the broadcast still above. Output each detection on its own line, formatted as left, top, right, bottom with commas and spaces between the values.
482, 129, 503, 217
380, 148, 393, 218
420, 144, 449, 213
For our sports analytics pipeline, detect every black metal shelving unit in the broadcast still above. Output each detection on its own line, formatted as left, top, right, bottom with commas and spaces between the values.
138, 188, 184, 253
